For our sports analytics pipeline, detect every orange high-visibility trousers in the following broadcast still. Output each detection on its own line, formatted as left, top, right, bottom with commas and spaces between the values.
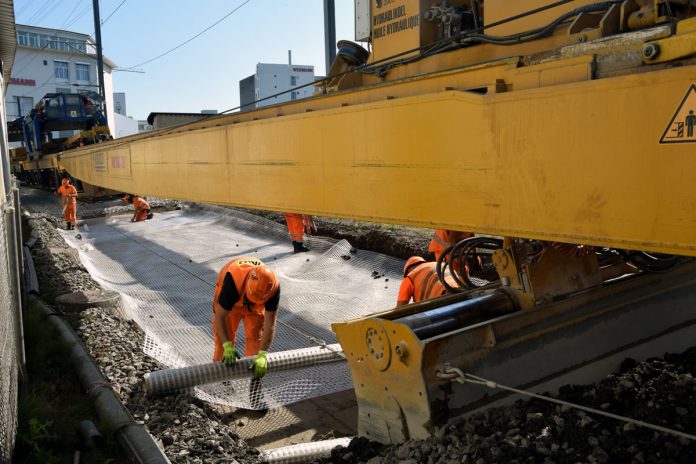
64, 204, 76, 224
212, 308, 265, 359
284, 213, 304, 242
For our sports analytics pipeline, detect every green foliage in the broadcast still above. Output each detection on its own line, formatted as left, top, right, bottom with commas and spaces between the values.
17, 418, 60, 464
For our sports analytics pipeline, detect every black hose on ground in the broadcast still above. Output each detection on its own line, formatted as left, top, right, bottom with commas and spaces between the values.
25, 294, 171, 464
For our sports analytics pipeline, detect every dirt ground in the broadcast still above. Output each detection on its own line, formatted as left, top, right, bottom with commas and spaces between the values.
240, 209, 434, 261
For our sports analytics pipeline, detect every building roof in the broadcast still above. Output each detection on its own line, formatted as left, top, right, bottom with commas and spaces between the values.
0, 0, 17, 86
15, 23, 93, 40
147, 112, 213, 125
14, 22, 118, 70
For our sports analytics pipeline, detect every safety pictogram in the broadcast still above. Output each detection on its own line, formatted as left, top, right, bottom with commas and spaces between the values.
660, 84, 696, 144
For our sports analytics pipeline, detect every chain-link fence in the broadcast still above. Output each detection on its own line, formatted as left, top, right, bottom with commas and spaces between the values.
0, 181, 25, 463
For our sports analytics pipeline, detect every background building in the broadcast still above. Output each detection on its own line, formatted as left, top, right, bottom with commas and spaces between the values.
113, 91, 126, 115
239, 62, 316, 110
137, 120, 153, 133
4, 24, 117, 137
111, 92, 138, 138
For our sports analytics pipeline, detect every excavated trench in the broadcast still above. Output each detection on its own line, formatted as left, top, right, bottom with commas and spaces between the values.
21, 186, 696, 464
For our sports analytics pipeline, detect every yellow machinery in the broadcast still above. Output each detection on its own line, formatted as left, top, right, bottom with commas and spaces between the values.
56, 0, 696, 443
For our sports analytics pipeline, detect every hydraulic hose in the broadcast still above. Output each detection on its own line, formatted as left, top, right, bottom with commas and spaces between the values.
436, 236, 503, 292
462, 1, 623, 46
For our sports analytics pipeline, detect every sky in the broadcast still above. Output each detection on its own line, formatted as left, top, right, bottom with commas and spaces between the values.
12, 0, 356, 120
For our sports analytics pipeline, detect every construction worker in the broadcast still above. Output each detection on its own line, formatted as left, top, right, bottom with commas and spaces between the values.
123, 194, 154, 222
54, 177, 78, 230
212, 257, 280, 380
284, 213, 315, 253
397, 256, 456, 306
429, 229, 474, 261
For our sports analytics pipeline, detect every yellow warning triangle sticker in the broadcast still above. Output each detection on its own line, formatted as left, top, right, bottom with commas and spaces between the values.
660, 84, 696, 144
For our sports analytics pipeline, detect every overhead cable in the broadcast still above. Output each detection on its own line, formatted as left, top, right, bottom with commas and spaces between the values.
101, 0, 127, 25
60, 0, 84, 28
120, 0, 251, 70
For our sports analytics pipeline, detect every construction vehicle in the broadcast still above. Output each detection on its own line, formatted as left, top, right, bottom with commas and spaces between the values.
9, 91, 110, 190
53, 0, 696, 444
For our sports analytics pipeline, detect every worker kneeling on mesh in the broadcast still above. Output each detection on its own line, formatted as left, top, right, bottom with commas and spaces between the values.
212, 257, 280, 379
397, 256, 454, 306
123, 194, 154, 222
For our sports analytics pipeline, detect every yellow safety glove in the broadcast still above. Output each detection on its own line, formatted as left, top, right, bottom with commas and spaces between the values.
222, 341, 240, 366
250, 350, 268, 379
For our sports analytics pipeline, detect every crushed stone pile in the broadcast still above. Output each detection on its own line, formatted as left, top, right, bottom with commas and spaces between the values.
322, 352, 696, 464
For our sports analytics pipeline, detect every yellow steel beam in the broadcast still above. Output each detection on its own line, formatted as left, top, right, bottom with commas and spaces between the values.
58, 62, 696, 257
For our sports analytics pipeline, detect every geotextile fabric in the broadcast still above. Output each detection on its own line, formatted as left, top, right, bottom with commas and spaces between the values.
60, 204, 403, 409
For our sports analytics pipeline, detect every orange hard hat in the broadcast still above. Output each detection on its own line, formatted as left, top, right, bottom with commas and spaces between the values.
123, 194, 131, 203
245, 266, 278, 304
403, 256, 426, 276
61, 178, 69, 186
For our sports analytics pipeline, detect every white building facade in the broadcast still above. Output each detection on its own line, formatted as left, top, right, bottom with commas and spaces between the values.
113, 91, 126, 115
240, 63, 316, 110
5, 24, 116, 136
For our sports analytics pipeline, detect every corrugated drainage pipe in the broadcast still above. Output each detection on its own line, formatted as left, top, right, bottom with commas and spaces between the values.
26, 294, 171, 464
259, 437, 354, 463
145, 344, 345, 396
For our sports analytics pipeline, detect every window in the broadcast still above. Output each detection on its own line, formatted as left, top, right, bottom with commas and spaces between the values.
75, 63, 90, 82
28, 33, 38, 47
290, 76, 297, 86
17, 31, 27, 46
54, 61, 69, 81
291, 92, 297, 101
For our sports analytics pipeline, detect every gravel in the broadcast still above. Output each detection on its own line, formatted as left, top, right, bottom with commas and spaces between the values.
20, 186, 180, 221
25, 202, 261, 463
25, 186, 696, 464
322, 354, 696, 464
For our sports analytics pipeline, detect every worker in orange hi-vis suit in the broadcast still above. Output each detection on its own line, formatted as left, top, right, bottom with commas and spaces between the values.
428, 229, 474, 261
284, 213, 316, 253
54, 177, 78, 230
397, 256, 457, 306
212, 257, 280, 380
123, 194, 154, 222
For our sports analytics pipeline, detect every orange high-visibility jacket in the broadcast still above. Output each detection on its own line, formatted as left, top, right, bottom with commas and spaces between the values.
212, 257, 279, 358
397, 262, 452, 305
133, 196, 150, 222
428, 229, 474, 261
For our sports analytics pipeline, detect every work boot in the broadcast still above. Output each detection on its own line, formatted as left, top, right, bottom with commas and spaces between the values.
66, 222, 71, 230
293, 241, 310, 253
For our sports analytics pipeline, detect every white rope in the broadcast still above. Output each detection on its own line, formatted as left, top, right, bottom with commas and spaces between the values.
438, 367, 696, 442
276, 319, 345, 359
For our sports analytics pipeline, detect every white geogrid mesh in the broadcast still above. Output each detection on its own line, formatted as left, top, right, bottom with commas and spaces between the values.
0, 196, 20, 462
60, 204, 403, 409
